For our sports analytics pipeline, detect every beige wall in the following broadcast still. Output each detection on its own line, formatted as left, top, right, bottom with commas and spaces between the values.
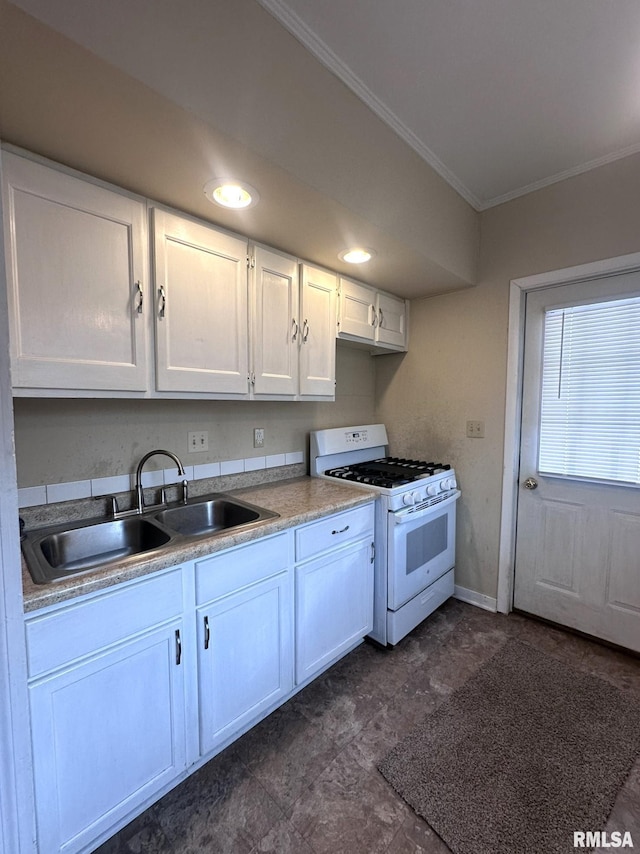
14, 344, 375, 487
376, 152, 640, 600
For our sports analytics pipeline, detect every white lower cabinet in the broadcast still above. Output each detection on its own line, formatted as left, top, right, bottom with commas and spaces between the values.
25, 568, 187, 854
294, 504, 375, 684
24, 503, 374, 853
194, 533, 293, 756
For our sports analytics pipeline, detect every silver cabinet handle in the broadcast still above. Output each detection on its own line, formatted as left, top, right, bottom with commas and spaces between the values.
331, 524, 350, 535
135, 281, 143, 314
302, 319, 310, 342
370, 305, 378, 327
370, 541, 376, 564
378, 307, 383, 327
204, 615, 210, 650
158, 285, 167, 319
292, 318, 299, 341
175, 629, 182, 665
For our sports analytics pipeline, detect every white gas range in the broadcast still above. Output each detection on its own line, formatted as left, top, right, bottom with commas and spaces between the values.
310, 424, 461, 646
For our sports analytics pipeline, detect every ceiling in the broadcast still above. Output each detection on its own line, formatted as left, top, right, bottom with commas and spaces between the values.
2, 0, 640, 298
260, 0, 640, 210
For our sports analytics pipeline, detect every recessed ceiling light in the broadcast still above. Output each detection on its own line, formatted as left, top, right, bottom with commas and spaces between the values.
339, 247, 375, 264
204, 178, 259, 209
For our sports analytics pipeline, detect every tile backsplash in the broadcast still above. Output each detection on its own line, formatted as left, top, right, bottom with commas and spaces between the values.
18, 451, 305, 509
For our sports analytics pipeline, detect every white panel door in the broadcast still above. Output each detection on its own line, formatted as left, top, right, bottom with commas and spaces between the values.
295, 539, 374, 683
29, 623, 186, 854
338, 277, 376, 341
514, 273, 640, 652
299, 265, 336, 397
376, 291, 407, 350
251, 245, 299, 396
197, 571, 293, 756
2, 152, 148, 392
153, 209, 249, 395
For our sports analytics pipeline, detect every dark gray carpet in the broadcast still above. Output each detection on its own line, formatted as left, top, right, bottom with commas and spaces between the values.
378, 640, 640, 854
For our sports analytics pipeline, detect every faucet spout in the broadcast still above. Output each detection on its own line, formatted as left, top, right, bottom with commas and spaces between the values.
135, 449, 186, 514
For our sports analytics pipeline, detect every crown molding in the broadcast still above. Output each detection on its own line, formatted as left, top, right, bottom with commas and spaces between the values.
257, 0, 483, 211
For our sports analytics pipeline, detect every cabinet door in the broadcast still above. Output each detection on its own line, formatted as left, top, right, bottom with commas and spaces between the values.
29, 623, 186, 854
197, 571, 293, 756
153, 209, 249, 395
299, 265, 337, 398
295, 539, 374, 684
376, 291, 407, 350
338, 277, 376, 342
2, 152, 148, 392
251, 245, 299, 396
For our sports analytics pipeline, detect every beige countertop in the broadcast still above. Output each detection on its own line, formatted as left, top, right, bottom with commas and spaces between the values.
22, 477, 375, 613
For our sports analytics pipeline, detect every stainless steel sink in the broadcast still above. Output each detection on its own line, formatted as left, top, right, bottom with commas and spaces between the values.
22, 517, 172, 584
154, 496, 278, 537
22, 492, 279, 584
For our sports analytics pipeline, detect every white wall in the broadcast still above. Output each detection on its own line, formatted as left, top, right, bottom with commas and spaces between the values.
377, 151, 640, 600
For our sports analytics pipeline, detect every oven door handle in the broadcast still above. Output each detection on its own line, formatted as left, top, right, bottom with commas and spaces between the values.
392, 490, 461, 524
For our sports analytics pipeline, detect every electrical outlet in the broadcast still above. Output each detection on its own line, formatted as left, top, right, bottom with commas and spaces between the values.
188, 430, 209, 453
466, 420, 485, 438
254, 427, 265, 448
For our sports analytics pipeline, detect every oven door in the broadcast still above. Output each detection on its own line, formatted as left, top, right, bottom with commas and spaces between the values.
387, 491, 460, 611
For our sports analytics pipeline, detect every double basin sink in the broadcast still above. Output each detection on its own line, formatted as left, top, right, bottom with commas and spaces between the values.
22, 494, 279, 585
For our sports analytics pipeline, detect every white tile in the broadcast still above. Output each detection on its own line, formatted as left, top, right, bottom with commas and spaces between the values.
46, 480, 92, 503
193, 462, 221, 480
91, 474, 131, 497
18, 485, 47, 508
220, 459, 245, 475
266, 453, 287, 469
140, 469, 164, 489
244, 456, 266, 471
163, 465, 194, 485
285, 451, 304, 465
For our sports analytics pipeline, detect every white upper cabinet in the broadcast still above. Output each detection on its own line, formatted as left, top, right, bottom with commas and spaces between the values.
377, 290, 408, 350
152, 209, 249, 396
299, 264, 337, 397
2, 152, 148, 393
250, 249, 336, 400
338, 276, 408, 352
250, 245, 299, 397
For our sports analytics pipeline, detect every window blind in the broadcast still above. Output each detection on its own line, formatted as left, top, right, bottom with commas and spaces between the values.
538, 295, 640, 485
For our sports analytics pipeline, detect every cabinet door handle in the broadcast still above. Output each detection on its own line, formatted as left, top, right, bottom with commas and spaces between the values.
302, 319, 310, 342
331, 524, 350, 535
175, 629, 182, 665
135, 280, 143, 314
370, 541, 376, 563
291, 318, 299, 341
378, 307, 383, 327
159, 285, 167, 319
204, 615, 210, 650
370, 305, 377, 327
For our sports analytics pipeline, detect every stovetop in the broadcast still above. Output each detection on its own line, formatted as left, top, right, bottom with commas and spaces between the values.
324, 457, 451, 490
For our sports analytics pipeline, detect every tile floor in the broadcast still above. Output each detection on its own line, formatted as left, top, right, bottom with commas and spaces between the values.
96, 601, 640, 854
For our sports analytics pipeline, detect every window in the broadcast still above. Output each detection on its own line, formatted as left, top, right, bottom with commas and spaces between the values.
538, 295, 640, 485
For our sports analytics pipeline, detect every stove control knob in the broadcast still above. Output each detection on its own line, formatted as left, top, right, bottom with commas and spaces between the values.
426, 483, 439, 496
402, 492, 415, 506
441, 477, 457, 491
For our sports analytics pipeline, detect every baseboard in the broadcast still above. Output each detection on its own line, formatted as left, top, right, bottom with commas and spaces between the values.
454, 585, 498, 613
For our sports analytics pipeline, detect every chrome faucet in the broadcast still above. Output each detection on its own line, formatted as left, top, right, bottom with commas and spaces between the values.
135, 449, 186, 514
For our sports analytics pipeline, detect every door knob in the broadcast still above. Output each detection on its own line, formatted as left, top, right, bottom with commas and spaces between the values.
523, 477, 538, 490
